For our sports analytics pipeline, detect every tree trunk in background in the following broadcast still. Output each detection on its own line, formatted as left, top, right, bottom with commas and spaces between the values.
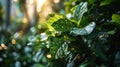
5, 0, 11, 31
21, 3, 30, 31
33, 0, 39, 25
18, 2, 30, 33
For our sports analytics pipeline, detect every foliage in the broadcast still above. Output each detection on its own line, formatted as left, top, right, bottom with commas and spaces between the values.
0, 0, 120, 67
26, 0, 120, 67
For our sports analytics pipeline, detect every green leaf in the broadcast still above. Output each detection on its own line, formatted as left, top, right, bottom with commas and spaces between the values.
70, 22, 96, 36
48, 14, 63, 25
79, 62, 90, 67
55, 43, 70, 59
50, 37, 64, 51
100, 0, 113, 6
94, 46, 107, 61
74, 2, 88, 21
28, 36, 37, 42
32, 64, 44, 67
108, 30, 116, 35
80, 17, 89, 27
112, 14, 120, 24
49, 13, 55, 17
88, 0, 95, 4
51, 18, 76, 32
